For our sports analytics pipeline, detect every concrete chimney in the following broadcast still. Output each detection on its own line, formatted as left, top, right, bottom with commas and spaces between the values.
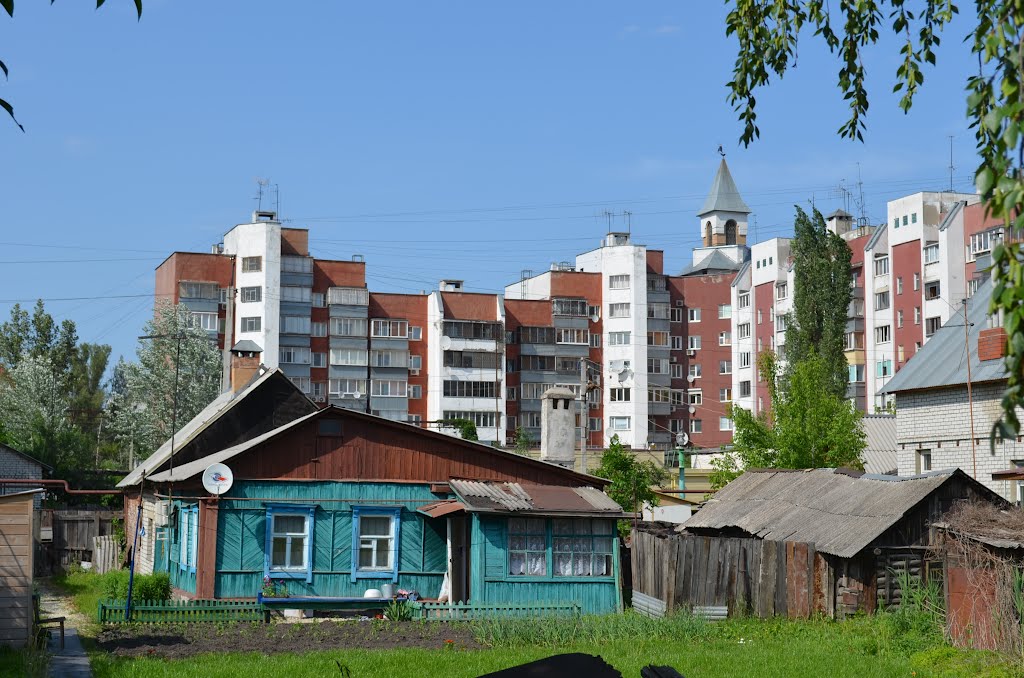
229, 340, 263, 393
540, 386, 577, 469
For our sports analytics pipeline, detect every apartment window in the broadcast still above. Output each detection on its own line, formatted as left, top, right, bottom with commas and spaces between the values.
354, 508, 398, 576
556, 328, 589, 345
407, 414, 422, 426
737, 323, 751, 340
720, 417, 734, 432
371, 350, 409, 368
913, 273, 920, 291
443, 411, 496, 428
971, 229, 1001, 257
281, 286, 312, 303
775, 315, 788, 333
648, 358, 670, 374
738, 352, 751, 369
608, 331, 631, 346
409, 355, 422, 371
877, 360, 893, 378
408, 326, 422, 341
609, 303, 630, 318
648, 331, 669, 347
671, 390, 684, 406
178, 281, 218, 300
896, 277, 903, 295
329, 379, 367, 396
968, 278, 981, 298
590, 334, 601, 348
289, 377, 312, 394
281, 256, 313, 273
688, 308, 701, 323
670, 335, 684, 350
671, 308, 684, 323
720, 388, 732, 402
924, 281, 941, 301
688, 364, 702, 379
372, 380, 408, 397
925, 316, 942, 337
442, 381, 499, 398
519, 327, 555, 344
874, 291, 890, 311
848, 364, 865, 382
647, 277, 667, 292
648, 303, 670, 320
281, 316, 311, 334
311, 381, 327, 399
372, 319, 409, 338
311, 321, 327, 337
893, 217, 899, 229
688, 336, 701, 350
873, 256, 889, 276
240, 316, 261, 333
241, 256, 262, 273
897, 345, 906, 362
903, 215, 909, 226
719, 304, 732, 319
312, 352, 327, 368
690, 419, 702, 434
912, 212, 918, 224
267, 508, 313, 579
917, 449, 932, 473
238, 286, 261, 304
280, 347, 311, 364
608, 274, 630, 289
737, 292, 750, 309
719, 360, 732, 375
874, 325, 891, 343
330, 317, 367, 337
610, 388, 631, 402
312, 292, 326, 308
914, 307, 921, 325
190, 312, 218, 332
609, 416, 631, 431
776, 283, 788, 300
897, 311, 904, 329
719, 331, 731, 346
923, 244, 940, 264
552, 298, 588, 316
522, 412, 542, 428
688, 391, 702, 406
757, 310, 763, 324
328, 287, 370, 306
520, 383, 547, 400
330, 348, 368, 366
739, 381, 751, 398
671, 363, 684, 379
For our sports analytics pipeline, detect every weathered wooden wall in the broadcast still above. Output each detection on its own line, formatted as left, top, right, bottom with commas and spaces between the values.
630, 529, 874, 619
0, 493, 34, 648
35, 509, 120, 575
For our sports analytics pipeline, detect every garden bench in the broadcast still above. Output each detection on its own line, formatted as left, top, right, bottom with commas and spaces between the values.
32, 593, 65, 649
257, 593, 421, 622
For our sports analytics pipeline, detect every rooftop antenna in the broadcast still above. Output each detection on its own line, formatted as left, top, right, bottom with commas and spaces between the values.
752, 213, 758, 243
830, 181, 853, 213
623, 210, 633, 234
948, 135, 955, 192
273, 183, 281, 217
855, 162, 868, 226
602, 210, 614, 233
254, 178, 270, 211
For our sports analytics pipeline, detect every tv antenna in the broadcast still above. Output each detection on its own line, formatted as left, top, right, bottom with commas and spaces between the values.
948, 135, 955, 192
254, 178, 270, 211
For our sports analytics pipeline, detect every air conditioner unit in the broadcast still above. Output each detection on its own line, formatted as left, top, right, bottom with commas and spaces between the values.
670, 356, 677, 363
410, 369, 420, 376
313, 396, 326, 403
670, 406, 677, 413
687, 349, 697, 357
341, 392, 356, 398
675, 300, 685, 307
589, 402, 600, 410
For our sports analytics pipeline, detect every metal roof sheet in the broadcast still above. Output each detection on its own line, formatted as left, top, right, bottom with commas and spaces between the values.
861, 415, 898, 475
681, 467, 964, 558
417, 500, 467, 519
450, 480, 625, 517
697, 159, 751, 216
882, 278, 1006, 394
679, 249, 745, 276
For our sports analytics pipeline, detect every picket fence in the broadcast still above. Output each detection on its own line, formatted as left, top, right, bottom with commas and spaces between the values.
97, 598, 265, 624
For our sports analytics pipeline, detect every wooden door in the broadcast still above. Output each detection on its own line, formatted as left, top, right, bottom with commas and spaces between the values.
449, 516, 470, 603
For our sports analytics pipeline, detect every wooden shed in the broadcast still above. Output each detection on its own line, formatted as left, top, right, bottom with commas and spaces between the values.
0, 489, 42, 648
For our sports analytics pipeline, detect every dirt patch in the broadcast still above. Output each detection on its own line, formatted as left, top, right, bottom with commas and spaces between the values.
96, 619, 483, 659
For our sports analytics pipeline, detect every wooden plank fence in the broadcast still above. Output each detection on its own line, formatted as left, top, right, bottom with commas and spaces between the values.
35, 509, 120, 575
631, 529, 822, 619
412, 601, 581, 620
91, 536, 119, 575
97, 599, 265, 624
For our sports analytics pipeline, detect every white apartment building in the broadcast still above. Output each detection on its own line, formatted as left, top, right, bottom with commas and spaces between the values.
223, 214, 284, 370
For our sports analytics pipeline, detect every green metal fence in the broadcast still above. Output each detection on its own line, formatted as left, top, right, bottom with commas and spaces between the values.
411, 601, 581, 620
97, 598, 265, 624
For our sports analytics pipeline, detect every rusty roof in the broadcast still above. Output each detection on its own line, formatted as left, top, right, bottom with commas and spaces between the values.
450, 480, 625, 517
681, 467, 994, 558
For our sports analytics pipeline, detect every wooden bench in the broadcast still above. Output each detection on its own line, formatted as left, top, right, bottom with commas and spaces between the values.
32, 594, 65, 649
257, 593, 420, 622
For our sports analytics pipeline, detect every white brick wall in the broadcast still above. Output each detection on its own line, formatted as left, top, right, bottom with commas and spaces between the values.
895, 382, 1024, 500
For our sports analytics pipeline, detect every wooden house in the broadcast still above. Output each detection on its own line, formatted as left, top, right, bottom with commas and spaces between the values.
0, 489, 42, 647
118, 365, 626, 614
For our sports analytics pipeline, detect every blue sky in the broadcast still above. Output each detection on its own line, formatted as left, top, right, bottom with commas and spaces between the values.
0, 1, 980, 363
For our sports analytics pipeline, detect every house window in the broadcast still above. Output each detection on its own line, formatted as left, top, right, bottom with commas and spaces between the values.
372, 319, 409, 338
610, 387, 631, 402
508, 518, 547, 576
688, 308, 701, 323
190, 312, 218, 332
719, 331, 731, 346
671, 308, 684, 323
896, 277, 903, 295
688, 336, 701, 350
266, 506, 314, 582
897, 311, 904, 329
877, 360, 893, 378
311, 322, 327, 337
178, 506, 198, 573
688, 364, 702, 379
648, 358, 669, 374
913, 273, 920, 291
903, 215, 909, 226
328, 287, 370, 306
329, 378, 367, 396
240, 286, 262, 303
719, 304, 732, 319
739, 352, 751, 369
551, 518, 614, 577
720, 388, 732, 402
874, 325, 891, 343
737, 292, 750, 309
917, 449, 932, 474
719, 360, 732, 375
925, 316, 942, 337
552, 298, 589, 317
647, 331, 669, 347
912, 212, 918, 224
280, 347, 311, 364
371, 380, 408, 397
556, 328, 589, 345
281, 286, 312, 303
690, 419, 702, 433
590, 333, 601, 348
670, 335, 684, 350
688, 390, 702, 406
609, 416, 631, 431
757, 310, 762, 324
371, 350, 409, 368
874, 256, 889, 276
408, 385, 423, 399
720, 417, 734, 432
776, 283, 788, 300
330, 348, 368, 366
409, 326, 423, 340
924, 244, 940, 264
739, 380, 751, 398
240, 316, 261, 333
648, 387, 672, 403
311, 381, 327, 399
312, 292, 326, 308
893, 217, 899, 229
409, 355, 422, 370
608, 275, 630, 289
737, 323, 751, 340
179, 281, 219, 300
609, 303, 630, 318
924, 281, 941, 301
352, 507, 400, 581
775, 314, 788, 333
281, 316, 311, 334
609, 331, 631, 345
914, 307, 921, 325
331, 317, 368, 337
671, 363, 683, 379
875, 291, 890, 311
241, 256, 262, 273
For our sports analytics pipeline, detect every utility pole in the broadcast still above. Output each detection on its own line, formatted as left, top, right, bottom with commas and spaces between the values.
963, 297, 977, 477
580, 359, 588, 472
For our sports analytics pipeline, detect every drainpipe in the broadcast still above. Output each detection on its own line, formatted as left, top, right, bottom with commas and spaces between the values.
0, 478, 122, 495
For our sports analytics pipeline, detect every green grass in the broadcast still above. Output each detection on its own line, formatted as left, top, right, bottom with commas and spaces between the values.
52, 570, 110, 625
0, 645, 47, 678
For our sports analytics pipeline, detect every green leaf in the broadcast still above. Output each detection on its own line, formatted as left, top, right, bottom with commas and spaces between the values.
977, 167, 995, 195
0, 98, 24, 132
96, 0, 105, 8
0, 59, 7, 80
134, 0, 142, 19
0, 0, 11, 18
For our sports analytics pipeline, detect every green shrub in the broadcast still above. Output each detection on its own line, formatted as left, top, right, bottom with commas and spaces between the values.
101, 570, 171, 603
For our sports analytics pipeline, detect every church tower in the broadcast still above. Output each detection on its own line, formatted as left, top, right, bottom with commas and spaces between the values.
698, 158, 750, 247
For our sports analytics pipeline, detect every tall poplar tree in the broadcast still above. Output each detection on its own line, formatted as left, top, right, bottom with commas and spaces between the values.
784, 206, 853, 400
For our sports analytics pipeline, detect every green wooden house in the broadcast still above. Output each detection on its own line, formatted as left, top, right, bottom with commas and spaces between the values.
119, 368, 626, 614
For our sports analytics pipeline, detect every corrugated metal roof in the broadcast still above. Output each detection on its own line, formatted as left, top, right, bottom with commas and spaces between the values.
682, 467, 965, 558
882, 278, 1006, 394
697, 159, 751, 216
417, 500, 467, 519
861, 415, 898, 475
450, 480, 625, 517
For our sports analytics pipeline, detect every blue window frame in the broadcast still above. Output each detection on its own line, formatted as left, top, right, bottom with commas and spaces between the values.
350, 506, 401, 582
264, 504, 315, 583
178, 506, 198, 573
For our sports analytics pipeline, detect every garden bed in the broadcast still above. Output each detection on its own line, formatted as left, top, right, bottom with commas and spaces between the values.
95, 619, 482, 659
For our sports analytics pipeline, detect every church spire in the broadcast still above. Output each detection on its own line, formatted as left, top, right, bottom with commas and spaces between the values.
698, 158, 751, 217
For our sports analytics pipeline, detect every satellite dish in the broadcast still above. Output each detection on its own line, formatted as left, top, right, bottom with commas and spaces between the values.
440, 336, 452, 350
589, 314, 600, 323
688, 406, 696, 415
687, 375, 695, 383
352, 390, 362, 399
202, 463, 234, 496
675, 432, 689, 448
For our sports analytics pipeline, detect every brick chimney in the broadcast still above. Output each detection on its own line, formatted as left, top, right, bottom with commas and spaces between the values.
540, 387, 577, 469
978, 327, 1007, 362
229, 340, 263, 392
